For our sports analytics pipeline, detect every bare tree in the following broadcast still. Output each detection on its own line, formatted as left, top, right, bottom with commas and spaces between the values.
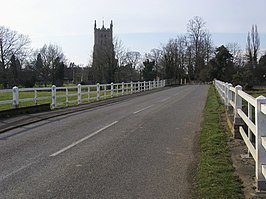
145, 48, 163, 79
160, 36, 189, 82
162, 39, 179, 81
124, 51, 141, 81
246, 24, 260, 66
187, 16, 212, 80
34, 44, 66, 86
251, 25, 260, 64
202, 32, 214, 64
113, 37, 126, 82
113, 36, 126, 67
125, 51, 141, 69
176, 35, 189, 78
0, 26, 30, 87
226, 42, 244, 68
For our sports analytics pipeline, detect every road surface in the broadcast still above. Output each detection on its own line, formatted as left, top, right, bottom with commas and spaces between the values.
0, 85, 208, 199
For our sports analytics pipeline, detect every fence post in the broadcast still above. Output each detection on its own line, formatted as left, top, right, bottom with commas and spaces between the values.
164, 80, 166, 87
51, 85, 56, 109
88, 86, 90, 102
12, 86, 19, 108
111, 83, 114, 97
34, 89, 37, 105
104, 85, 107, 98
256, 96, 266, 191
131, 82, 133, 94
247, 101, 253, 157
255, 96, 266, 191
77, 84, 81, 105
138, 81, 140, 92
143, 81, 146, 91
97, 83, 100, 101
219, 82, 223, 100
65, 88, 69, 106
227, 83, 232, 110
225, 83, 234, 115
149, 81, 151, 90
222, 83, 226, 103
233, 85, 243, 138
225, 82, 229, 107
122, 82, 124, 95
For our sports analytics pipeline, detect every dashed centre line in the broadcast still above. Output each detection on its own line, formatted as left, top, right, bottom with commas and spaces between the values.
133, 105, 153, 114
159, 97, 171, 103
50, 121, 118, 157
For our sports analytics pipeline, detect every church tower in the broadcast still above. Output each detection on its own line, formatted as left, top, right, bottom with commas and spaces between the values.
92, 20, 116, 83
94, 20, 113, 49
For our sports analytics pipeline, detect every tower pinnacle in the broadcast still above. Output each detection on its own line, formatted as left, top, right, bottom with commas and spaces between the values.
110, 20, 113, 30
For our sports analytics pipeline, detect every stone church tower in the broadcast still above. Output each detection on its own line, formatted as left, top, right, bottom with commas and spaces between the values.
92, 20, 117, 83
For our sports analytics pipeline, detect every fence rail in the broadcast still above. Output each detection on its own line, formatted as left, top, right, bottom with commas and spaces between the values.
214, 79, 266, 191
0, 80, 165, 110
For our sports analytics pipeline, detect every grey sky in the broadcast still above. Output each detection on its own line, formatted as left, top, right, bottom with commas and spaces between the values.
1, 0, 266, 65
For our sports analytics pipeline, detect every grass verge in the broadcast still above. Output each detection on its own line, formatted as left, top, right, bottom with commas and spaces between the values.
197, 85, 244, 199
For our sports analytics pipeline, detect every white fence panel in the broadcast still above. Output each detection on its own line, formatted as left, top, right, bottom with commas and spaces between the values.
214, 79, 266, 191
0, 80, 165, 110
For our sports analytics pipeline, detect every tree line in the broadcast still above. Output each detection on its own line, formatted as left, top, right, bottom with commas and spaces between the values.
0, 26, 66, 88
92, 16, 266, 89
141, 19, 265, 89
1, 17, 265, 89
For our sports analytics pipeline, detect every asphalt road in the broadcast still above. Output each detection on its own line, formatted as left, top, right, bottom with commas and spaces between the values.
0, 85, 209, 199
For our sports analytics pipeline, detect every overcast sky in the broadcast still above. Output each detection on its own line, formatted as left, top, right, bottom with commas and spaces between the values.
1, 0, 266, 65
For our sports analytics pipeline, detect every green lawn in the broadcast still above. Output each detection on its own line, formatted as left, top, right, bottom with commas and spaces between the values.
0, 87, 131, 111
196, 85, 244, 199
251, 93, 266, 98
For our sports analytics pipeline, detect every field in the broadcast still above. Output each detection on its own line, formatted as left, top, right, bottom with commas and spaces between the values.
0, 87, 125, 111
247, 86, 266, 98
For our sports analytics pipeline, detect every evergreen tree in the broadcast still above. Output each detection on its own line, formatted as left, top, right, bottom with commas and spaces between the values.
9, 54, 20, 86
35, 53, 44, 85
51, 57, 60, 85
215, 45, 234, 82
54, 61, 65, 86
143, 59, 155, 81
201, 45, 234, 82
254, 54, 266, 84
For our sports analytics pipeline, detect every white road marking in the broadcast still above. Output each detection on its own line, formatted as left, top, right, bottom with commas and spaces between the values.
0, 162, 35, 182
133, 105, 153, 114
50, 121, 118, 157
160, 97, 170, 103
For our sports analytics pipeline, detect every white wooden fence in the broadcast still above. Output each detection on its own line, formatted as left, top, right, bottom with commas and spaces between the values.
0, 80, 166, 110
215, 79, 266, 191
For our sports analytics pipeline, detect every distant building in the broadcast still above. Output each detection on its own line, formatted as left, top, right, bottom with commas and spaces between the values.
92, 20, 117, 83
64, 63, 91, 84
